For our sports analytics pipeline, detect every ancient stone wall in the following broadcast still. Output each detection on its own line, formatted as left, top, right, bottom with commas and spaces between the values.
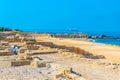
4, 38, 22, 42
35, 34, 51, 40
0, 52, 13, 56
38, 42, 105, 59
26, 45, 39, 50
38, 42, 85, 54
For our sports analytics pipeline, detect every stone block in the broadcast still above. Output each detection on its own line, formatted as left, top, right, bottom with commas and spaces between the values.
26, 45, 39, 50
16, 57, 25, 60
62, 52, 68, 56
0, 52, 13, 56
92, 55, 105, 59
0, 46, 5, 50
75, 77, 86, 80
51, 71, 62, 80
11, 60, 30, 66
24, 54, 32, 60
67, 73, 79, 79
30, 58, 46, 67
57, 66, 72, 75
73, 54, 78, 57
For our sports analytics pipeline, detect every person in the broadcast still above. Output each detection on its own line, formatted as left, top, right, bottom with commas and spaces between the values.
10, 45, 18, 55
14, 46, 18, 55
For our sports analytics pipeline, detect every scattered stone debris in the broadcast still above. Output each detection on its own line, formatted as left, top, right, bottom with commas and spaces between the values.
30, 58, 47, 68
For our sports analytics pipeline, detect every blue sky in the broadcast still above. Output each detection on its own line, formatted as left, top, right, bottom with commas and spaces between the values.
0, 0, 120, 33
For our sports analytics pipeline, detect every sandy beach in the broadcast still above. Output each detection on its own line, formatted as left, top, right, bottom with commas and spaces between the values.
37, 37, 120, 64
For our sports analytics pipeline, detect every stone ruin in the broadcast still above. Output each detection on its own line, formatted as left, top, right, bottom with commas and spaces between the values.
0, 41, 9, 47
26, 45, 39, 50
38, 42, 86, 54
11, 60, 31, 66
4, 37, 22, 43
0, 36, 5, 40
0, 51, 13, 56
0, 41, 13, 56
34, 33, 51, 41
30, 58, 47, 68
30, 58, 86, 80
22, 38, 37, 45
38, 42, 105, 59
11, 49, 32, 67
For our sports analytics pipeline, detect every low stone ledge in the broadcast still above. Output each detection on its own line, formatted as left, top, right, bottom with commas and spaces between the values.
11, 60, 30, 66
0, 52, 13, 56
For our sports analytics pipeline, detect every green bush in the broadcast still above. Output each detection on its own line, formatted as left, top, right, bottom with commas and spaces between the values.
0, 27, 5, 32
81, 33, 88, 38
91, 36, 98, 39
69, 34, 76, 38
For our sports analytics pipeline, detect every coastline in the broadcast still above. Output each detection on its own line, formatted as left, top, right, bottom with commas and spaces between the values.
88, 39, 120, 47
61, 38, 120, 47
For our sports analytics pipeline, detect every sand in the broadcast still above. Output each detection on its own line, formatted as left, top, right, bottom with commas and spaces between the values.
35, 53, 120, 80
38, 37, 120, 63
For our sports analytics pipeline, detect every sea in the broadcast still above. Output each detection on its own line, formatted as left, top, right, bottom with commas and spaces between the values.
86, 31, 120, 46
22, 29, 120, 46
94, 39, 120, 46
85, 32, 120, 46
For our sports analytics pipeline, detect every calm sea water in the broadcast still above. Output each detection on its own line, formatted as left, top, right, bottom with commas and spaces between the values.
95, 39, 120, 46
